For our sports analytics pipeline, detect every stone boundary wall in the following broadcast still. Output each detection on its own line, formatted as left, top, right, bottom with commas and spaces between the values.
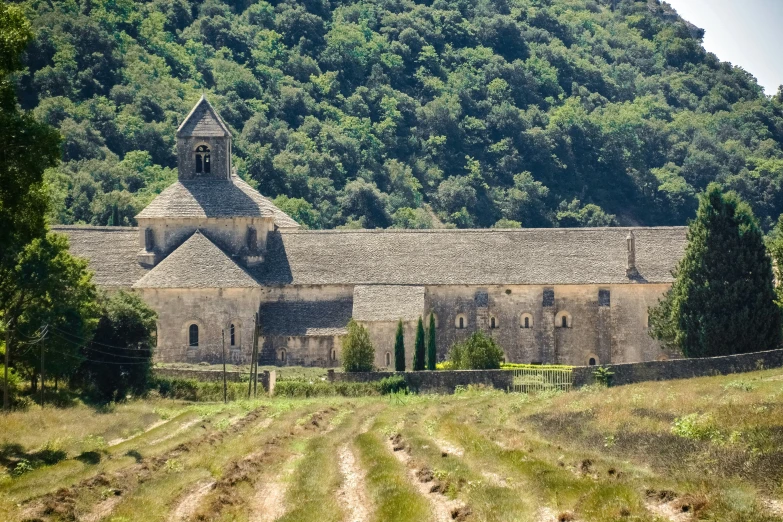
153, 368, 244, 382
152, 368, 275, 394
572, 348, 783, 387
327, 369, 513, 394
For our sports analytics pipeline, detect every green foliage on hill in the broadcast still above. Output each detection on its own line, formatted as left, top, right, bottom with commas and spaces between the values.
13, 0, 783, 229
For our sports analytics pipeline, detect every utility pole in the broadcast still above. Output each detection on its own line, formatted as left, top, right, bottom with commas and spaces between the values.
253, 312, 259, 397
248, 316, 255, 399
3, 327, 9, 414
222, 329, 227, 404
40, 337, 45, 408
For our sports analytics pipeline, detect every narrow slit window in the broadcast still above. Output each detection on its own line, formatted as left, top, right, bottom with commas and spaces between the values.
385, 352, 391, 367
562, 315, 568, 328
189, 324, 199, 347
524, 317, 530, 329
459, 317, 464, 329
490, 317, 497, 329
230, 324, 235, 346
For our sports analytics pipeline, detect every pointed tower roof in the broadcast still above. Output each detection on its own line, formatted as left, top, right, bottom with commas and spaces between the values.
177, 95, 231, 138
133, 231, 257, 289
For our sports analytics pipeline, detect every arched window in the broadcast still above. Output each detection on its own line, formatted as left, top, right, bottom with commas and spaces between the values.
385, 352, 391, 367
588, 357, 597, 366
188, 324, 199, 347
230, 324, 236, 346
490, 316, 497, 329
454, 313, 467, 329
279, 349, 286, 363
195, 145, 211, 174
520, 313, 533, 329
555, 311, 572, 328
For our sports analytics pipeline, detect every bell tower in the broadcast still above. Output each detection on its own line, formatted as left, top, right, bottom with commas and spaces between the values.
176, 95, 232, 181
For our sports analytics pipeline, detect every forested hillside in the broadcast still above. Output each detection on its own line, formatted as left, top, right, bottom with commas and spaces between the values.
13, 0, 783, 229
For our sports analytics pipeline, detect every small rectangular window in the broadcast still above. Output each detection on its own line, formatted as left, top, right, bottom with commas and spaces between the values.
599, 289, 611, 307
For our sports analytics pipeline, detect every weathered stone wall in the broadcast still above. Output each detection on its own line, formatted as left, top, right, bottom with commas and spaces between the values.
573, 348, 783, 387
260, 334, 342, 367
257, 285, 353, 366
177, 135, 231, 181
143, 281, 675, 368
141, 287, 261, 364
153, 368, 243, 382
328, 369, 513, 394
425, 284, 675, 366
363, 320, 419, 369
152, 368, 274, 393
137, 216, 274, 262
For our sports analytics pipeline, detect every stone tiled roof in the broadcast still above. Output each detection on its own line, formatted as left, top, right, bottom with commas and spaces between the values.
256, 227, 687, 286
260, 299, 353, 336
135, 175, 300, 228
52, 226, 149, 288
133, 231, 258, 289
177, 96, 231, 137
352, 285, 425, 322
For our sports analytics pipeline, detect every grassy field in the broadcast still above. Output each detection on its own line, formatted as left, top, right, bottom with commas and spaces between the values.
3, 369, 783, 521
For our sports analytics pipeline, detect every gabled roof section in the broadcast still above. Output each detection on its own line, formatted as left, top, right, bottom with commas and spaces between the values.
53, 226, 149, 288
177, 95, 231, 138
135, 174, 300, 227
255, 227, 688, 286
353, 285, 425, 322
133, 231, 258, 289
260, 299, 353, 336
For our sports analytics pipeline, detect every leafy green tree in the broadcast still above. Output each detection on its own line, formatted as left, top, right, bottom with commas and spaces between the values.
0, 3, 61, 315
446, 331, 505, 370
413, 316, 425, 371
649, 185, 781, 357
342, 319, 374, 372
12, 0, 783, 231
75, 291, 156, 402
426, 314, 437, 370
2, 232, 99, 398
394, 319, 405, 371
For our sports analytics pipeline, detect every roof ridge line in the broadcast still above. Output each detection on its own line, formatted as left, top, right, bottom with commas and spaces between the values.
278, 226, 689, 234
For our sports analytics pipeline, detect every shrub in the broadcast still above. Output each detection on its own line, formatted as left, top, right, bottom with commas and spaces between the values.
671, 413, 723, 442
152, 377, 246, 401
446, 331, 504, 370
273, 376, 407, 398
376, 375, 408, 394
342, 319, 375, 372
593, 366, 614, 386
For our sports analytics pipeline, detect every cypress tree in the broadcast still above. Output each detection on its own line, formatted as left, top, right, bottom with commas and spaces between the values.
426, 313, 437, 370
413, 316, 426, 371
649, 184, 782, 357
394, 319, 406, 371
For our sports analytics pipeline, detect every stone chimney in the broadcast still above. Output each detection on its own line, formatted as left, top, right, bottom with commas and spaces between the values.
626, 231, 638, 279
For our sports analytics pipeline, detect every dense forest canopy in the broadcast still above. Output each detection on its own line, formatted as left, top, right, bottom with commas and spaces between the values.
12, 0, 783, 230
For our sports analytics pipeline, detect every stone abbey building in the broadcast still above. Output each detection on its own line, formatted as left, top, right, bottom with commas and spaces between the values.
55, 97, 688, 368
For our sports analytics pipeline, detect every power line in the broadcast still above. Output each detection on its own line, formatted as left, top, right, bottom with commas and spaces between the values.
50, 325, 152, 351
48, 332, 152, 360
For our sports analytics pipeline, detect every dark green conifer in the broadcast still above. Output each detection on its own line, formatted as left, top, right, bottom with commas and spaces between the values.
649, 184, 781, 357
426, 314, 437, 370
394, 319, 405, 371
413, 316, 425, 371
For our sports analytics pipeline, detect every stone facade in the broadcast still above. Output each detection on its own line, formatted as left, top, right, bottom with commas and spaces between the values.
54, 98, 702, 370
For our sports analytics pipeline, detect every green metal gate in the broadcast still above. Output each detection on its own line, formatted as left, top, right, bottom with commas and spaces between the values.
510, 367, 573, 393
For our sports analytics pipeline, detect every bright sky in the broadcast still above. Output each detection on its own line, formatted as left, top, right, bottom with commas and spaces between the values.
664, 0, 783, 95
